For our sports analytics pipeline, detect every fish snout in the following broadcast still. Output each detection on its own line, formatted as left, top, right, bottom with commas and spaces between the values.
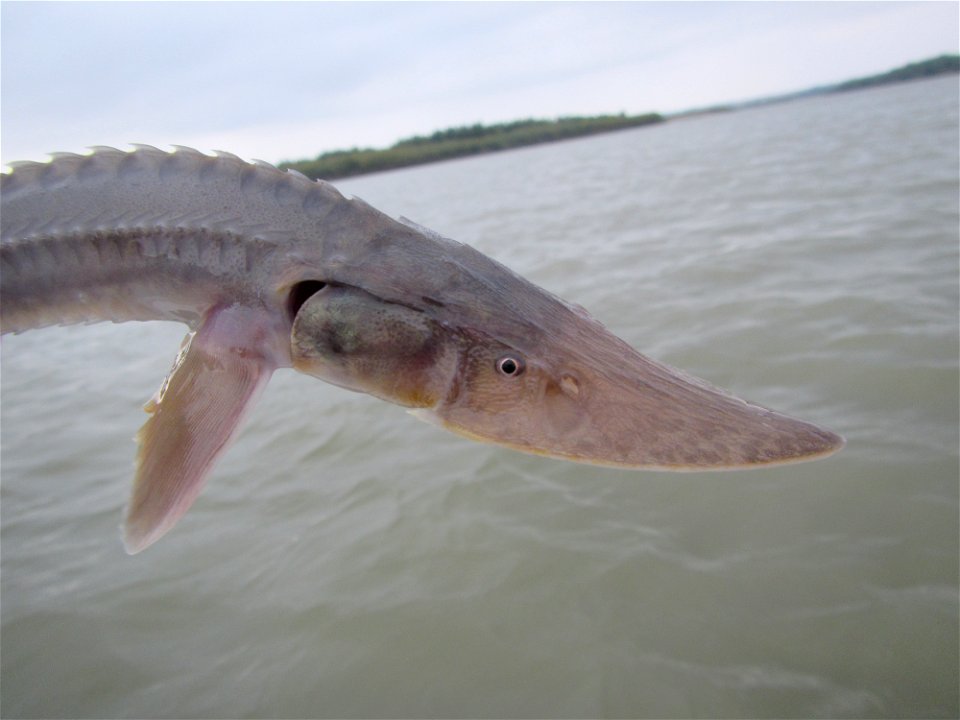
419, 321, 844, 469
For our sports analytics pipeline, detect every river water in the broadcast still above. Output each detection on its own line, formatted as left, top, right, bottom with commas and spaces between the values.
2, 76, 957, 718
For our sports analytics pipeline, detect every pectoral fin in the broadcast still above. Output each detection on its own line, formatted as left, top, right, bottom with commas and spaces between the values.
124, 307, 277, 554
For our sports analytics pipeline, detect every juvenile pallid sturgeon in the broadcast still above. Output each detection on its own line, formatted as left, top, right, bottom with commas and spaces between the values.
1, 146, 844, 553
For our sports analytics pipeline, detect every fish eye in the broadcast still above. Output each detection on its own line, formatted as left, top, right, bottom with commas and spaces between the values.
496, 355, 525, 377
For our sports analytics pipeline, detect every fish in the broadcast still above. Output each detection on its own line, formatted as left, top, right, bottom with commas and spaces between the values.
0, 145, 844, 553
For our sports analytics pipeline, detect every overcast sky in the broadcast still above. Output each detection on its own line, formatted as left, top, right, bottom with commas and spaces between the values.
2, 1, 957, 166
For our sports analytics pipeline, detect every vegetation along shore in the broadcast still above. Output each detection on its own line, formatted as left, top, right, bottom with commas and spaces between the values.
281, 54, 959, 181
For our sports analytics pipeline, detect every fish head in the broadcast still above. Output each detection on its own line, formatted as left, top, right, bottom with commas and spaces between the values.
420, 307, 844, 469
288, 273, 844, 470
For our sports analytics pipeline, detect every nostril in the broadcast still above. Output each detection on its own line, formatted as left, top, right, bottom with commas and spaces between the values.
287, 280, 327, 321
560, 374, 580, 398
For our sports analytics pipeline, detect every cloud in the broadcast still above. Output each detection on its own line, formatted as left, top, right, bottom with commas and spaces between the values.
2, 2, 957, 166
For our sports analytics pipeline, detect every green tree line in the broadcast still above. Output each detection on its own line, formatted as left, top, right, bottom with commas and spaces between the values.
280, 113, 663, 180
279, 54, 958, 182
834, 54, 959, 93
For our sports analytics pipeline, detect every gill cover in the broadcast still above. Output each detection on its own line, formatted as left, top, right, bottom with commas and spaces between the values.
290, 283, 457, 408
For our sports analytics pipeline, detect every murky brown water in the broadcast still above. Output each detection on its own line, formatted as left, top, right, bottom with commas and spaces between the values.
2, 76, 958, 718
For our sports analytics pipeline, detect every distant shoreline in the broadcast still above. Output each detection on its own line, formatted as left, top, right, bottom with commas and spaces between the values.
281, 54, 959, 181
281, 114, 664, 181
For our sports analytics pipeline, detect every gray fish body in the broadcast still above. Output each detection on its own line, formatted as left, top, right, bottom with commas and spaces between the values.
1, 146, 550, 346
1, 148, 385, 336
1, 146, 844, 553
